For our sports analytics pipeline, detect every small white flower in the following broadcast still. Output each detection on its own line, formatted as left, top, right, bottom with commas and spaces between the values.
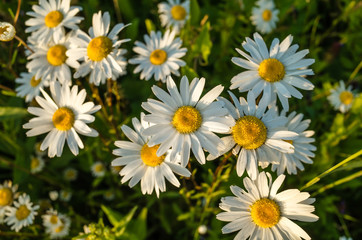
198, 225, 208, 235
63, 168, 78, 181
30, 155, 45, 174
42, 209, 62, 229
23, 81, 101, 158
67, 11, 130, 86
59, 190, 72, 202
0, 180, 19, 224
217, 172, 318, 240
91, 161, 105, 178
129, 30, 187, 82
112, 113, 191, 197
327, 80, 355, 113
15, 72, 49, 103
43, 209, 71, 239
251, 0, 279, 34
142, 76, 232, 167
4, 193, 39, 232
25, 0, 83, 44
208, 91, 298, 180
103, 190, 115, 201
26, 31, 80, 86
158, 0, 190, 34
231, 32, 315, 111
49, 191, 59, 201
0, 22, 16, 41
272, 110, 316, 175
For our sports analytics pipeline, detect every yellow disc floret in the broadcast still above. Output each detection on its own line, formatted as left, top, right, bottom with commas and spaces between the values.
339, 91, 353, 105
94, 163, 104, 173
31, 157, 40, 170
140, 144, 165, 167
50, 215, 59, 224
250, 198, 281, 228
47, 45, 67, 66
15, 205, 31, 221
30, 76, 41, 87
283, 139, 293, 145
55, 224, 64, 233
87, 36, 113, 61
149, 49, 168, 65
232, 116, 267, 150
262, 9, 272, 21
45, 11, 64, 28
52, 107, 75, 131
0, 188, 13, 206
258, 58, 285, 83
172, 106, 202, 134
171, 5, 187, 20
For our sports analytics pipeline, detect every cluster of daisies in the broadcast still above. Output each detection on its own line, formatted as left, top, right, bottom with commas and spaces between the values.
0, 180, 70, 238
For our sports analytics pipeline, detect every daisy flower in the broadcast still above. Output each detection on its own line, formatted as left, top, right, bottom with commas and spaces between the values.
63, 167, 78, 181
23, 81, 101, 158
91, 161, 106, 177
30, 155, 45, 174
327, 80, 355, 113
129, 30, 187, 82
251, 0, 279, 34
0, 22, 16, 41
0, 180, 19, 224
49, 191, 59, 201
4, 193, 39, 232
43, 210, 71, 239
208, 91, 297, 180
42, 209, 62, 229
230, 32, 315, 111
112, 113, 191, 197
26, 31, 79, 86
158, 0, 190, 34
67, 11, 130, 86
216, 171, 318, 240
104, 190, 115, 201
59, 190, 72, 202
15, 72, 49, 103
141, 76, 232, 167
25, 0, 83, 44
271, 110, 316, 175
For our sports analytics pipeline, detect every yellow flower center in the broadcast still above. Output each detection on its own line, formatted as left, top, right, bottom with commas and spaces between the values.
66, 171, 75, 179
94, 164, 104, 172
52, 107, 75, 131
31, 157, 40, 170
339, 91, 353, 105
171, 5, 187, 20
50, 215, 58, 224
30, 76, 42, 87
87, 36, 113, 61
0, 26, 9, 35
258, 59, 285, 83
232, 116, 267, 150
44, 11, 64, 28
0, 188, 13, 206
15, 205, 31, 221
262, 9, 272, 21
47, 45, 67, 66
172, 106, 202, 134
140, 144, 165, 167
250, 198, 280, 228
149, 49, 168, 65
55, 224, 64, 233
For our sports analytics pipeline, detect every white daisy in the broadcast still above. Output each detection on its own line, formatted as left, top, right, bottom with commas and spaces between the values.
30, 155, 45, 174
43, 210, 71, 239
112, 113, 191, 197
207, 91, 298, 180
216, 171, 319, 240
0, 180, 19, 224
158, 0, 190, 34
103, 190, 115, 201
91, 161, 106, 178
49, 191, 59, 201
271, 110, 316, 175
67, 11, 130, 86
129, 30, 187, 82
15, 72, 49, 103
23, 81, 101, 158
251, 0, 279, 34
141, 76, 232, 167
4, 193, 39, 232
59, 190, 72, 202
0, 22, 16, 41
327, 80, 355, 113
230, 32, 315, 111
63, 167, 78, 181
25, 0, 83, 44
42, 209, 62, 229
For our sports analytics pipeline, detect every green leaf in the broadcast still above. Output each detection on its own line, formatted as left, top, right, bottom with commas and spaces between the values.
118, 0, 135, 21
0, 131, 21, 154
126, 208, 148, 240
101, 205, 125, 227
13, 153, 30, 185
190, 0, 200, 26
0, 107, 28, 121
191, 22, 212, 64
181, 65, 199, 80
